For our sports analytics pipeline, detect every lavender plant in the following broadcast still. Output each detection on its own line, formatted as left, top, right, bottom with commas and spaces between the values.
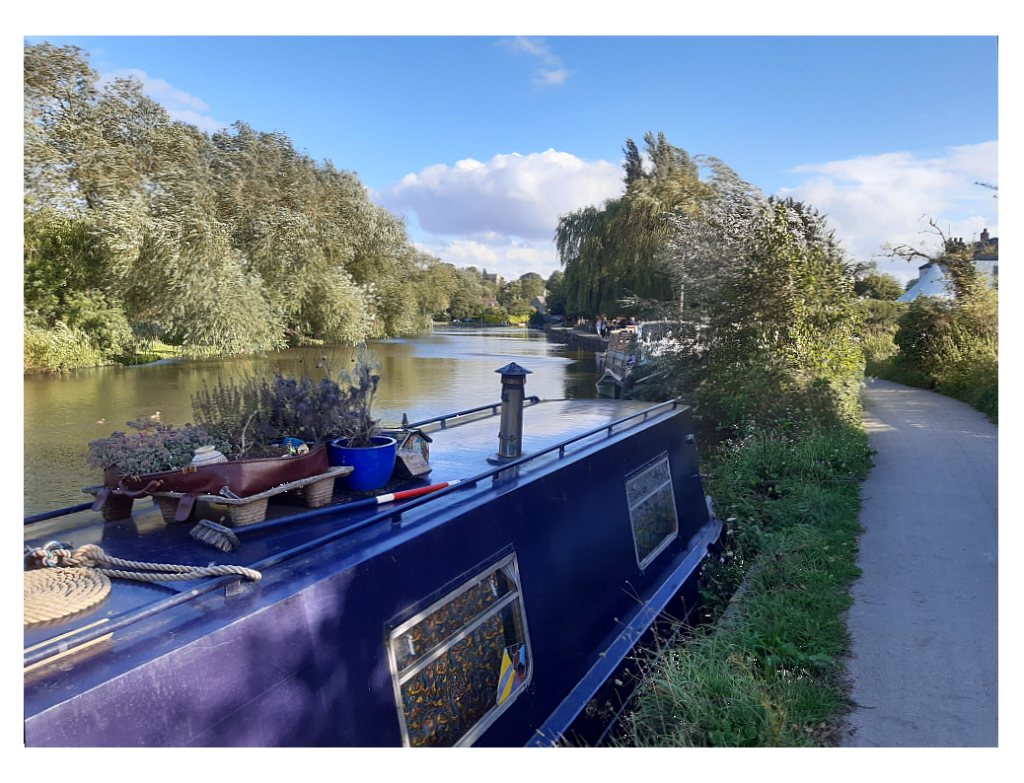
334, 343, 383, 448
192, 373, 350, 458
190, 343, 384, 456
86, 418, 229, 477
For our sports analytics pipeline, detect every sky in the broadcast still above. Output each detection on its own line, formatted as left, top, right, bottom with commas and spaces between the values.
17, 24, 1002, 287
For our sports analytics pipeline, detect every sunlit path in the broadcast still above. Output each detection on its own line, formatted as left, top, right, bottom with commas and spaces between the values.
843, 379, 997, 746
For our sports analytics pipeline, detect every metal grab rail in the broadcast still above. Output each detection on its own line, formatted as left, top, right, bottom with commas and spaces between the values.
382, 398, 679, 522
405, 396, 540, 430
24, 502, 95, 526
24, 398, 683, 668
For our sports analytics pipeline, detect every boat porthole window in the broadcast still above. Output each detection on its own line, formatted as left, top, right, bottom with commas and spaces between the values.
625, 453, 679, 569
386, 553, 532, 747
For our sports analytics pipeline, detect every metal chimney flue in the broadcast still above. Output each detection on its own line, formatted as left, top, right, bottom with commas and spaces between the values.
487, 362, 532, 465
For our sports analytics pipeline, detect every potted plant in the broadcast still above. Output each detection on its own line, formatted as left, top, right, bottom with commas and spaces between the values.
328, 344, 398, 492
85, 418, 229, 520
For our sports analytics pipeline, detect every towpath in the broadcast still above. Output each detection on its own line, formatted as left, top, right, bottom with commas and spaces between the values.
841, 379, 998, 746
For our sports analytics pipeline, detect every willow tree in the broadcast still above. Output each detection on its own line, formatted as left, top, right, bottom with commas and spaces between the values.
25, 42, 454, 363
555, 132, 717, 316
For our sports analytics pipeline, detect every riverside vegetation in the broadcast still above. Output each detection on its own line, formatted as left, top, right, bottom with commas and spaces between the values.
23, 43, 561, 373
553, 138, 874, 745
554, 135, 995, 746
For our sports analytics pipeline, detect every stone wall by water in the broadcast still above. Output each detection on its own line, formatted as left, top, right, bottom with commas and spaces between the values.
543, 326, 608, 353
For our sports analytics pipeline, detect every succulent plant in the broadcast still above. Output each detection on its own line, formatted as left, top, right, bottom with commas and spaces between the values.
85, 417, 230, 477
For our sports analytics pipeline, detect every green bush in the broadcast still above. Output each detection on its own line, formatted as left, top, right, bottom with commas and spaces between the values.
857, 298, 905, 331
686, 205, 865, 439
62, 290, 137, 360
860, 331, 900, 374
938, 350, 999, 420
895, 296, 962, 375
24, 319, 102, 372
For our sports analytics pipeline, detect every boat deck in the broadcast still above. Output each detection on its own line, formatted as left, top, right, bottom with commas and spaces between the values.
24, 399, 663, 663
25, 397, 720, 747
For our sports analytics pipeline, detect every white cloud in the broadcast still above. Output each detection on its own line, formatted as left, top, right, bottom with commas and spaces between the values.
778, 141, 999, 280
376, 149, 623, 260
496, 36, 571, 86
98, 68, 230, 134
376, 148, 623, 279
536, 68, 570, 86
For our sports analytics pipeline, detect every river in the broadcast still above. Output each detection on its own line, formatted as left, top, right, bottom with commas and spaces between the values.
23, 327, 599, 516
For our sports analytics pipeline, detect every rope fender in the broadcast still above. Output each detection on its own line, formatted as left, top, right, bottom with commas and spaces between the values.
25, 541, 262, 583
25, 542, 263, 628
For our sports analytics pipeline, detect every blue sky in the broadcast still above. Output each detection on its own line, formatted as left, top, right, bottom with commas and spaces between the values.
20, 28, 1000, 284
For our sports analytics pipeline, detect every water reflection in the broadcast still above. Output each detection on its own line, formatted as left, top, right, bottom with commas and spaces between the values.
23, 328, 598, 515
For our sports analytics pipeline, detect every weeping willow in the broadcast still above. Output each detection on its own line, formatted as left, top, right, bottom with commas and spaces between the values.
24, 43, 458, 360
554, 132, 717, 316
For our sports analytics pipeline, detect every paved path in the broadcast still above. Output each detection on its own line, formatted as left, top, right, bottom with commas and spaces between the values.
842, 379, 998, 746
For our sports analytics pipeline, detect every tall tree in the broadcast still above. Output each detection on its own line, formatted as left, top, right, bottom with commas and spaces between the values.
555, 132, 718, 316
24, 42, 454, 363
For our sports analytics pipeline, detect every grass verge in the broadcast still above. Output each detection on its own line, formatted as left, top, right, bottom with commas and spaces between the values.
116, 342, 179, 365
616, 421, 874, 747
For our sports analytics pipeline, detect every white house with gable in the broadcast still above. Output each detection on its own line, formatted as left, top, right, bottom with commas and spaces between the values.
898, 229, 998, 303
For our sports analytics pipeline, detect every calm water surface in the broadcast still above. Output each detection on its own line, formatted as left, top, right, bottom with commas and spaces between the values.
23, 328, 599, 515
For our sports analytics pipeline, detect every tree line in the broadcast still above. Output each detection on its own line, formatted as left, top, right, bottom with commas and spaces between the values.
23, 43, 552, 371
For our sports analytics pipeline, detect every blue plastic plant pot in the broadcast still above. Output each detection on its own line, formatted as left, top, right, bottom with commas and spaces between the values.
328, 436, 398, 492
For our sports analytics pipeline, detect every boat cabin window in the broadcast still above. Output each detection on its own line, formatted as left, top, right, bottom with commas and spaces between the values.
625, 454, 679, 568
387, 553, 532, 747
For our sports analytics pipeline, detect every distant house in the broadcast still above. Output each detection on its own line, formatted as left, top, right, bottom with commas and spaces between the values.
479, 297, 499, 308
530, 295, 547, 315
898, 229, 998, 302
975, 228, 999, 278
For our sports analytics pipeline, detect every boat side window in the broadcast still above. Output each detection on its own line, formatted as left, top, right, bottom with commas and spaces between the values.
625, 454, 679, 569
387, 553, 532, 747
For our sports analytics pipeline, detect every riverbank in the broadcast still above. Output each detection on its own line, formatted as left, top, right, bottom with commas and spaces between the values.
24, 341, 179, 374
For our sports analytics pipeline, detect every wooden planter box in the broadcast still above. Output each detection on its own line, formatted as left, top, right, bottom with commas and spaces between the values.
84, 465, 352, 527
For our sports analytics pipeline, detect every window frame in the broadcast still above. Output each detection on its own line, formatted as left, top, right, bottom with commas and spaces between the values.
624, 453, 680, 570
386, 552, 533, 747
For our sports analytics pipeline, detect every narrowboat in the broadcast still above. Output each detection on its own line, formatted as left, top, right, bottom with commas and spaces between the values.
595, 321, 678, 399
23, 363, 723, 747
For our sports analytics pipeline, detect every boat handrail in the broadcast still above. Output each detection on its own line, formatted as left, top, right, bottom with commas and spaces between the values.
404, 396, 541, 430
24, 502, 95, 526
24, 398, 684, 669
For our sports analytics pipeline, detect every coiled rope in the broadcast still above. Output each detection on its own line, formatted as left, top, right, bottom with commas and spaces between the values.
24, 541, 261, 627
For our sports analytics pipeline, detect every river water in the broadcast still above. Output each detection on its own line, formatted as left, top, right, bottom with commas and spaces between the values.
23, 327, 599, 516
